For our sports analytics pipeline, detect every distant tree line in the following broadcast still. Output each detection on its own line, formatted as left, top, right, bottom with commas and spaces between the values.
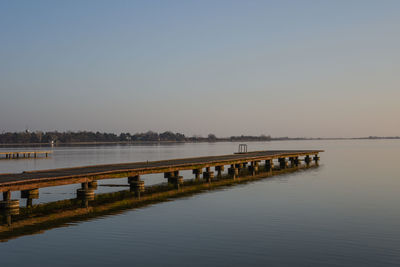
0, 130, 276, 144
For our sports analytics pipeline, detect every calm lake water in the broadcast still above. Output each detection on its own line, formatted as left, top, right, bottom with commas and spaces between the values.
0, 140, 399, 266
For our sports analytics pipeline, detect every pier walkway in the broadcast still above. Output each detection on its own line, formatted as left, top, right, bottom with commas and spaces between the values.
0, 150, 323, 215
0, 150, 322, 191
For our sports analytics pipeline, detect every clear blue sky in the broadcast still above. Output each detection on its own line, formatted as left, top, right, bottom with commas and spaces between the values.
1, 0, 399, 137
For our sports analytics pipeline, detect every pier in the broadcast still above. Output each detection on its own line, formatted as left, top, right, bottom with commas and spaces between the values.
0, 150, 322, 217
0, 151, 52, 160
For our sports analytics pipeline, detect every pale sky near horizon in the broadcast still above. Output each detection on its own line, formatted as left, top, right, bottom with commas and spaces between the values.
1, 0, 399, 138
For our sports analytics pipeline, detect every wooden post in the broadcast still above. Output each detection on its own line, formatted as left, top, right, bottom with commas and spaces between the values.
228, 166, 239, 180
265, 159, 273, 172
278, 158, 287, 169
77, 184, 95, 202
305, 155, 311, 166
0, 190, 19, 213
215, 166, 224, 177
21, 189, 39, 208
81, 182, 89, 190
192, 169, 202, 180
164, 172, 182, 189
294, 157, 300, 167
289, 157, 296, 167
128, 175, 144, 198
88, 181, 98, 189
203, 170, 214, 183
21, 189, 39, 199
248, 162, 257, 176
313, 154, 320, 165
3, 191, 11, 201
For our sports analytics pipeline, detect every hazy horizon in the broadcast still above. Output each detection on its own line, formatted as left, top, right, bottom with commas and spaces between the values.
1, 0, 399, 138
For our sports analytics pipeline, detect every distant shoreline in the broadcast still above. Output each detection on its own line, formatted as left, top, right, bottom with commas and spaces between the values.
0, 137, 399, 147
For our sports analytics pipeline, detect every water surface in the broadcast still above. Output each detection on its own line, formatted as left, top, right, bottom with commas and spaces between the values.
1, 140, 399, 266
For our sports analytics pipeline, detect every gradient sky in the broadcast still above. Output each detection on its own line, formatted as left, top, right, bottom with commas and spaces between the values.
1, 0, 399, 137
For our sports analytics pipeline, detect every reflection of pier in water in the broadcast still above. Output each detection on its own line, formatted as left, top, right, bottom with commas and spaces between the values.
0, 150, 323, 241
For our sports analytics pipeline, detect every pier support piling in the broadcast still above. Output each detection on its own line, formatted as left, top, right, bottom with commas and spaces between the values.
77, 182, 95, 207
3, 191, 11, 201
313, 154, 320, 165
278, 158, 288, 169
228, 165, 239, 180
0, 190, 19, 215
294, 157, 300, 167
192, 169, 202, 180
21, 189, 39, 208
304, 155, 311, 166
248, 161, 259, 176
165, 172, 183, 189
289, 157, 296, 167
265, 159, 274, 172
88, 181, 98, 189
128, 175, 144, 198
203, 170, 215, 183
215, 166, 224, 178
235, 163, 242, 171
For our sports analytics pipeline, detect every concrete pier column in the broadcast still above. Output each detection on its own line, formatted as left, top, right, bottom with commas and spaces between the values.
265, 159, 274, 172
294, 157, 300, 167
313, 154, 320, 165
203, 170, 214, 183
174, 176, 184, 189
164, 172, 173, 183
164, 172, 183, 189
164, 171, 177, 184
248, 161, 259, 176
77, 182, 95, 206
254, 161, 260, 173
21, 189, 39, 208
192, 169, 202, 180
228, 167, 239, 180
128, 175, 144, 198
3, 191, 11, 201
235, 163, 242, 171
304, 155, 311, 166
128, 175, 140, 183
289, 157, 296, 167
81, 182, 89, 190
164, 172, 173, 179
215, 166, 224, 178
278, 158, 288, 169
0, 191, 19, 215
88, 180, 98, 189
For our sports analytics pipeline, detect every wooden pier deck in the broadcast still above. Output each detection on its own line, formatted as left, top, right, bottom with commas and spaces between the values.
0, 151, 52, 159
0, 150, 322, 193
0, 149, 323, 223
